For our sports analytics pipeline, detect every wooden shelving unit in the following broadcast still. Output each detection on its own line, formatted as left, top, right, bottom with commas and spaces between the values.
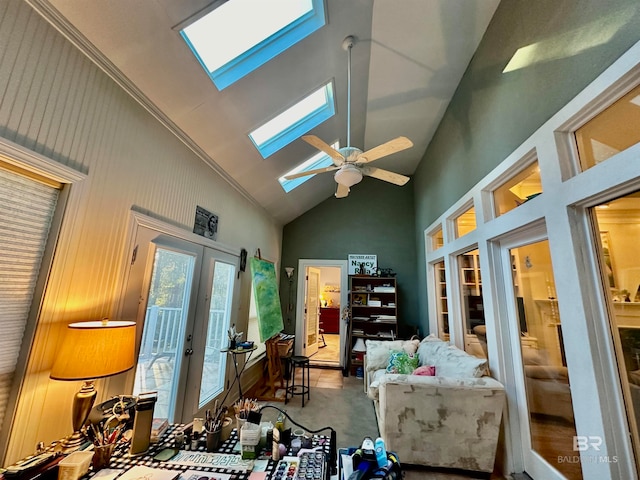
347, 276, 398, 377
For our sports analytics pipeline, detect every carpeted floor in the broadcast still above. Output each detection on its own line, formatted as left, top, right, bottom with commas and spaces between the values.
262, 374, 378, 450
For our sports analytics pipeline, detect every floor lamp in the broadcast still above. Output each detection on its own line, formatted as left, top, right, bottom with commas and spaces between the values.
50, 319, 136, 451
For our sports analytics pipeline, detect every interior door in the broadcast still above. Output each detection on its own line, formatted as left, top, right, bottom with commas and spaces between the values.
304, 267, 321, 357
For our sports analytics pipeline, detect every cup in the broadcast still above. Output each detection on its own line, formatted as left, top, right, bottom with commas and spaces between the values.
206, 429, 221, 452
92, 443, 115, 471
221, 416, 233, 441
235, 413, 247, 432
291, 437, 301, 455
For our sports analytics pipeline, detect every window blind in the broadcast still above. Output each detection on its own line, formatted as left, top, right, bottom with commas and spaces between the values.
0, 166, 59, 432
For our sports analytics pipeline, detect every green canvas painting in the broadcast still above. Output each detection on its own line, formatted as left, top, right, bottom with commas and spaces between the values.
250, 257, 284, 342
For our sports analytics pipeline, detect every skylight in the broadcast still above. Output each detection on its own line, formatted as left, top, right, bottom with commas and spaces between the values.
250, 82, 335, 158
279, 142, 339, 193
181, 0, 325, 90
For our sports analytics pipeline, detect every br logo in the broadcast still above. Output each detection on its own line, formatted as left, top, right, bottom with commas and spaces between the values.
573, 436, 602, 451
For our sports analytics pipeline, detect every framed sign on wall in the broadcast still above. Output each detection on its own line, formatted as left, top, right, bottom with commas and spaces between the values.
348, 254, 377, 275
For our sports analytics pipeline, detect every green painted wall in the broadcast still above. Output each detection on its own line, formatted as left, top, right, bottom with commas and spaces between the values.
281, 177, 418, 338
413, 0, 640, 331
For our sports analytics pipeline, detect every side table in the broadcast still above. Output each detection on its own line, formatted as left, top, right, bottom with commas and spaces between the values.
221, 345, 257, 399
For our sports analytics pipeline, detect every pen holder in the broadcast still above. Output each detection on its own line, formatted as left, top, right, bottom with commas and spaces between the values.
221, 416, 233, 442
206, 428, 221, 452
92, 443, 115, 471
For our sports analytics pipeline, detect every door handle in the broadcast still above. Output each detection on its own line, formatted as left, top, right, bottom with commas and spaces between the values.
185, 348, 193, 356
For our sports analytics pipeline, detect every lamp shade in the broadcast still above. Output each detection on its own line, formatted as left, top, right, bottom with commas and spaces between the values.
353, 337, 366, 352
51, 320, 136, 380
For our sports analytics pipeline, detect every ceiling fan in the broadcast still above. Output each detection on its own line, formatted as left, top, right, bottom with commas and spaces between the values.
284, 36, 414, 198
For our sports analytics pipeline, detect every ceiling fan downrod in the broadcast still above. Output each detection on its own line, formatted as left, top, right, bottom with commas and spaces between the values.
342, 35, 354, 149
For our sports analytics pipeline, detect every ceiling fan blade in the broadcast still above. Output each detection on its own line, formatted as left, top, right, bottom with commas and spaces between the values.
361, 166, 410, 186
284, 165, 339, 180
356, 136, 413, 164
335, 183, 350, 198
302, 135, 345, 165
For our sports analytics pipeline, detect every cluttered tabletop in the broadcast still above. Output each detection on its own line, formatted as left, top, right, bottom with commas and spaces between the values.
1, 399, 334, 480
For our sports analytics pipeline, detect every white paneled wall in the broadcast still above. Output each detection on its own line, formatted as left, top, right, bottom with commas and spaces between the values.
0, 1, 281, 463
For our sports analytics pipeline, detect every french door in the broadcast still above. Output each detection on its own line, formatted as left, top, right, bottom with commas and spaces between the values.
499, 231, 581, 480
120, 221, 239, 423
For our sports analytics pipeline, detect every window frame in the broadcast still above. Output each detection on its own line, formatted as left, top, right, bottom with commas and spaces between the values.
0, 138, 86, 463
180, 0, 326, 91
423, 42, 640, 477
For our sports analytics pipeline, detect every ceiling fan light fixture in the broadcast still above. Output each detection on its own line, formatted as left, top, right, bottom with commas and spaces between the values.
334, 164, 362, 187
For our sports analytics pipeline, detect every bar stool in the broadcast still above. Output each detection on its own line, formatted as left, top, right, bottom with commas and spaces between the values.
285, 355, 311, 407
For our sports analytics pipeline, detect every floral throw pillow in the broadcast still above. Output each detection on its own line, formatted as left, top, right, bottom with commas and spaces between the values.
386, 350, 419, 374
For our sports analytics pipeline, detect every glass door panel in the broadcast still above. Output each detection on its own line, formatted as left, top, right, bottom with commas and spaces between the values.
510, 240, 581, 479
199, 260, 235, 407
593, 190, 640, 467
134, 247, 195, 420
458, 248, 486, 358
434, 260, 449, 341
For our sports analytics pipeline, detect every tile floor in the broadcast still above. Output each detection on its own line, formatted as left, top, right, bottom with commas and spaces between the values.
291, 368, 524, 480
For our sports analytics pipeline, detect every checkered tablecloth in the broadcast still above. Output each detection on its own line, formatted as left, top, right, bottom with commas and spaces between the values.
84, 424, 331, 480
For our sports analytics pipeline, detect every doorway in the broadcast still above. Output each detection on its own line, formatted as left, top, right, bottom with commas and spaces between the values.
294, 259, 348, 367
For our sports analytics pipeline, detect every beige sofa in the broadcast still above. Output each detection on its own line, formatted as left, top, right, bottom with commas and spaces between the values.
365, 336, 506, 473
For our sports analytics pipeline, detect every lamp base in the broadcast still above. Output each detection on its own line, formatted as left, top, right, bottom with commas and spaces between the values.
61, 380, 97, 452
59, 431, 87, 453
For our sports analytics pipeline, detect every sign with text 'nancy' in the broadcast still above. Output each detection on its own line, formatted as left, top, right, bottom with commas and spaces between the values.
348, 254, 377, 275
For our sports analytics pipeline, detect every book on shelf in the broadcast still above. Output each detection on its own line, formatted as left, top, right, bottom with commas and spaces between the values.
352, 293, 367, 305
352, 316, 370, 321
377, 331, 396, 339
373, 286, 395, 293
374, 315, 396, 323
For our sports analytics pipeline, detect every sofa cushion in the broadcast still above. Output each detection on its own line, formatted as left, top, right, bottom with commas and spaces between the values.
386, 351, 419, 374
416, 336, 449, 366
365, 339, 420, 373
419, 337, 487, 378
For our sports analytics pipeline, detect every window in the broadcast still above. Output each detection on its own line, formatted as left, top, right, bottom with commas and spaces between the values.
0, 164, 60, 433
458, 249, 485, 358
279, 141, 339, 192
434, 260, 449, 340
575, 84, 640, 170
249, 83, 335, 158
181, 0, 325, 90
493, 160, 542, 217
429, 224, 444, 251
454, 206, 477, 238
593, 191, 640, 456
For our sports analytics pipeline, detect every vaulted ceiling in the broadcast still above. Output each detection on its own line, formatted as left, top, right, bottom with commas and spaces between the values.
28, 0, 500, 224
